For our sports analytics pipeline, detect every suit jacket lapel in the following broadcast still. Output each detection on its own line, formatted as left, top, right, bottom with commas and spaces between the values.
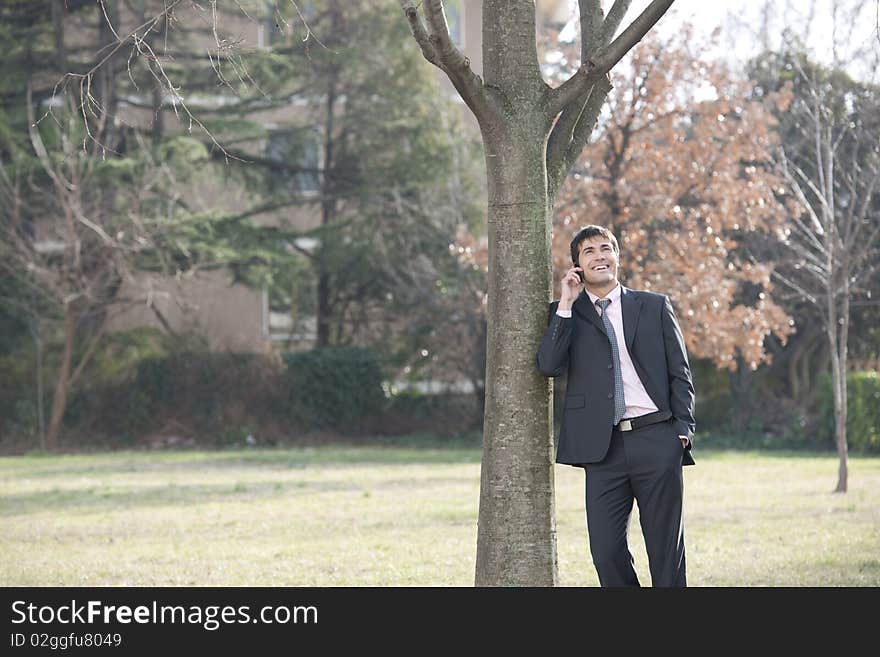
573, 290, 607, 336
620, 286, 661, 406
621, 286, 641, 353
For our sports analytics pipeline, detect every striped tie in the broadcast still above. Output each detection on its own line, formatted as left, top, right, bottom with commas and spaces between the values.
596, 298, 626, 425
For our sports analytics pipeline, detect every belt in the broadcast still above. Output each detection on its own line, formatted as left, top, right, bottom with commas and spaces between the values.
614, 409, 673, 432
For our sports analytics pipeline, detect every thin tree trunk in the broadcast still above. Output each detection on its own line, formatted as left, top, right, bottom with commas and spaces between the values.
827, 288, 848, 493
829, 343, 847, 493
45, 308, 76, 450
96, 0, 119, 147
728, 352, 754, 432
51, 0, 66, 72
786, 327, 819, 400
32, 321, 46, 450
316, 272, 331, 347
37, 340, 46, 448
834, 271, 850, 493
316, 10, 340, 349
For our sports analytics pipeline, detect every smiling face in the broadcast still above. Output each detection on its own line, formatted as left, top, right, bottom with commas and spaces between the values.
577, 235, 620, 290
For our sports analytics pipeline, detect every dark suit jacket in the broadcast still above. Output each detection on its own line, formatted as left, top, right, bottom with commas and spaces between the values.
536, 286, 696, 467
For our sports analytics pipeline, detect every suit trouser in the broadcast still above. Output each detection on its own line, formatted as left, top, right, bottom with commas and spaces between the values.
583, 420, 687, 587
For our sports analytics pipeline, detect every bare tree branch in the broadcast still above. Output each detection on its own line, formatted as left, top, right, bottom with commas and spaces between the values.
547, 73, 612, 196
771, 269, 822, 309
401, 0, 442, 67
548, 0, 673, 117
579, 0, 606, 59
400, 0, 492, 124
601, 0, 636, 40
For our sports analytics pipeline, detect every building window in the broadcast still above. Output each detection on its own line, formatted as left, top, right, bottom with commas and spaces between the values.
265, 128, 321, 196
258, 1, 285, 49
262, 247, 318, 342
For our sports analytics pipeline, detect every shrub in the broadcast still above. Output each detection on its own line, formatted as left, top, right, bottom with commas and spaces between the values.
689, 358, 733, 431
818, 371, 880, 453
64, 343, 286, 445
364, 389, 482, 436
282, 346, 385, 431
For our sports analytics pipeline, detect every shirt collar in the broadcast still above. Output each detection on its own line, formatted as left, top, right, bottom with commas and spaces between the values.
586, 283, 621, 307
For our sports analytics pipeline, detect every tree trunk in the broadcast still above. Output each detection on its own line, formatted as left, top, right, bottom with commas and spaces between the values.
32, 323, 46, 450
833, 273, 851, 493
830, 345, 848, 493
95, 0, 119, 146
316, 269, 331, 347
827, 291, 848, 493
51, 0, 66, 72
728, 353, 754, 433
786, 327, 819, 400
45, 308, 76, 450
316, 12, 341, 349
475, 122, 558, 586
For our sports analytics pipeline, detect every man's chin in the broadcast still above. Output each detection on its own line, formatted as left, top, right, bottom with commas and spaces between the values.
586, 274, 616, 286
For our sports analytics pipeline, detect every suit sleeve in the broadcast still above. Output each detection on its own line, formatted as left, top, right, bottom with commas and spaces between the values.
536, 300, 571, 378
661, 295, 696, 444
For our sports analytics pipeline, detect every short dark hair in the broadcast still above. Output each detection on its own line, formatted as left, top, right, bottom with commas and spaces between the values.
570, 225, 619, 265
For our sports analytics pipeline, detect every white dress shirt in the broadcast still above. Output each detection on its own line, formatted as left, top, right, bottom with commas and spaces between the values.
556, 285, 659, 419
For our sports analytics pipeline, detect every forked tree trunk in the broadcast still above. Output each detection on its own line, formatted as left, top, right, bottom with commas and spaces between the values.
400, 0, 675, 586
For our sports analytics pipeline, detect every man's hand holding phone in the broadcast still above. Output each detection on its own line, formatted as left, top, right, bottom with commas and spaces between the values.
559, 267, 584, 310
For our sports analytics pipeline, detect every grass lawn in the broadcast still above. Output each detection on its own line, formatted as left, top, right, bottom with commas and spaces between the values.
1, 445, 878, 586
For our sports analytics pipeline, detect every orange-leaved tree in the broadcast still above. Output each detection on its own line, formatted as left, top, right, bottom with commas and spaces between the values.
553, 29, 794, 372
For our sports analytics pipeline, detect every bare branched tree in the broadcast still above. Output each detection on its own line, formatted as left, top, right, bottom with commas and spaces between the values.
0, 85, 202, 449
772, 57, 880, 493
737, 1, 880, 492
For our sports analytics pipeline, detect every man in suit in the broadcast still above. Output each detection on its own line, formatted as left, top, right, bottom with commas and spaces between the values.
536, 225, 695, 587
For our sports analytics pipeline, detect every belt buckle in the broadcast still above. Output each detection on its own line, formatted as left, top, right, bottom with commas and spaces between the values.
619, 419, 633, 432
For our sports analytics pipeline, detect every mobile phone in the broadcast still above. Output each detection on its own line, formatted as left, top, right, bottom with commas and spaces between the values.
576, 268, 584, 283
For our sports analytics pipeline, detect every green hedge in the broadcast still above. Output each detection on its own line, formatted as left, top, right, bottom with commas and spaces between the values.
65, 348, 285, 445
282, 346, 385, 430
689, 357, 734, 431
0, 331, 481, 448
818, 371, 880, 453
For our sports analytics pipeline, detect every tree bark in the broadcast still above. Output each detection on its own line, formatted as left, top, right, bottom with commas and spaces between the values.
31, 320, 46, 450
833, 265, 851, 493
51, 0, 66, 72
468, 0, 562, 587
475, 121, 558, 586
96, 0, 120, 147
45, 308, 76, 450
316, 5, 342, 349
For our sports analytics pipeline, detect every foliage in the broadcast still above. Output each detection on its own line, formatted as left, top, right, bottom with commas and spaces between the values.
62, 344, 284, 445
275, 0, 486, 358
1, 329, 483, 447
282, 346, 385, 430
689, 358, 733, 430
819, 371, 880, 453
553, 29, 794, 371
